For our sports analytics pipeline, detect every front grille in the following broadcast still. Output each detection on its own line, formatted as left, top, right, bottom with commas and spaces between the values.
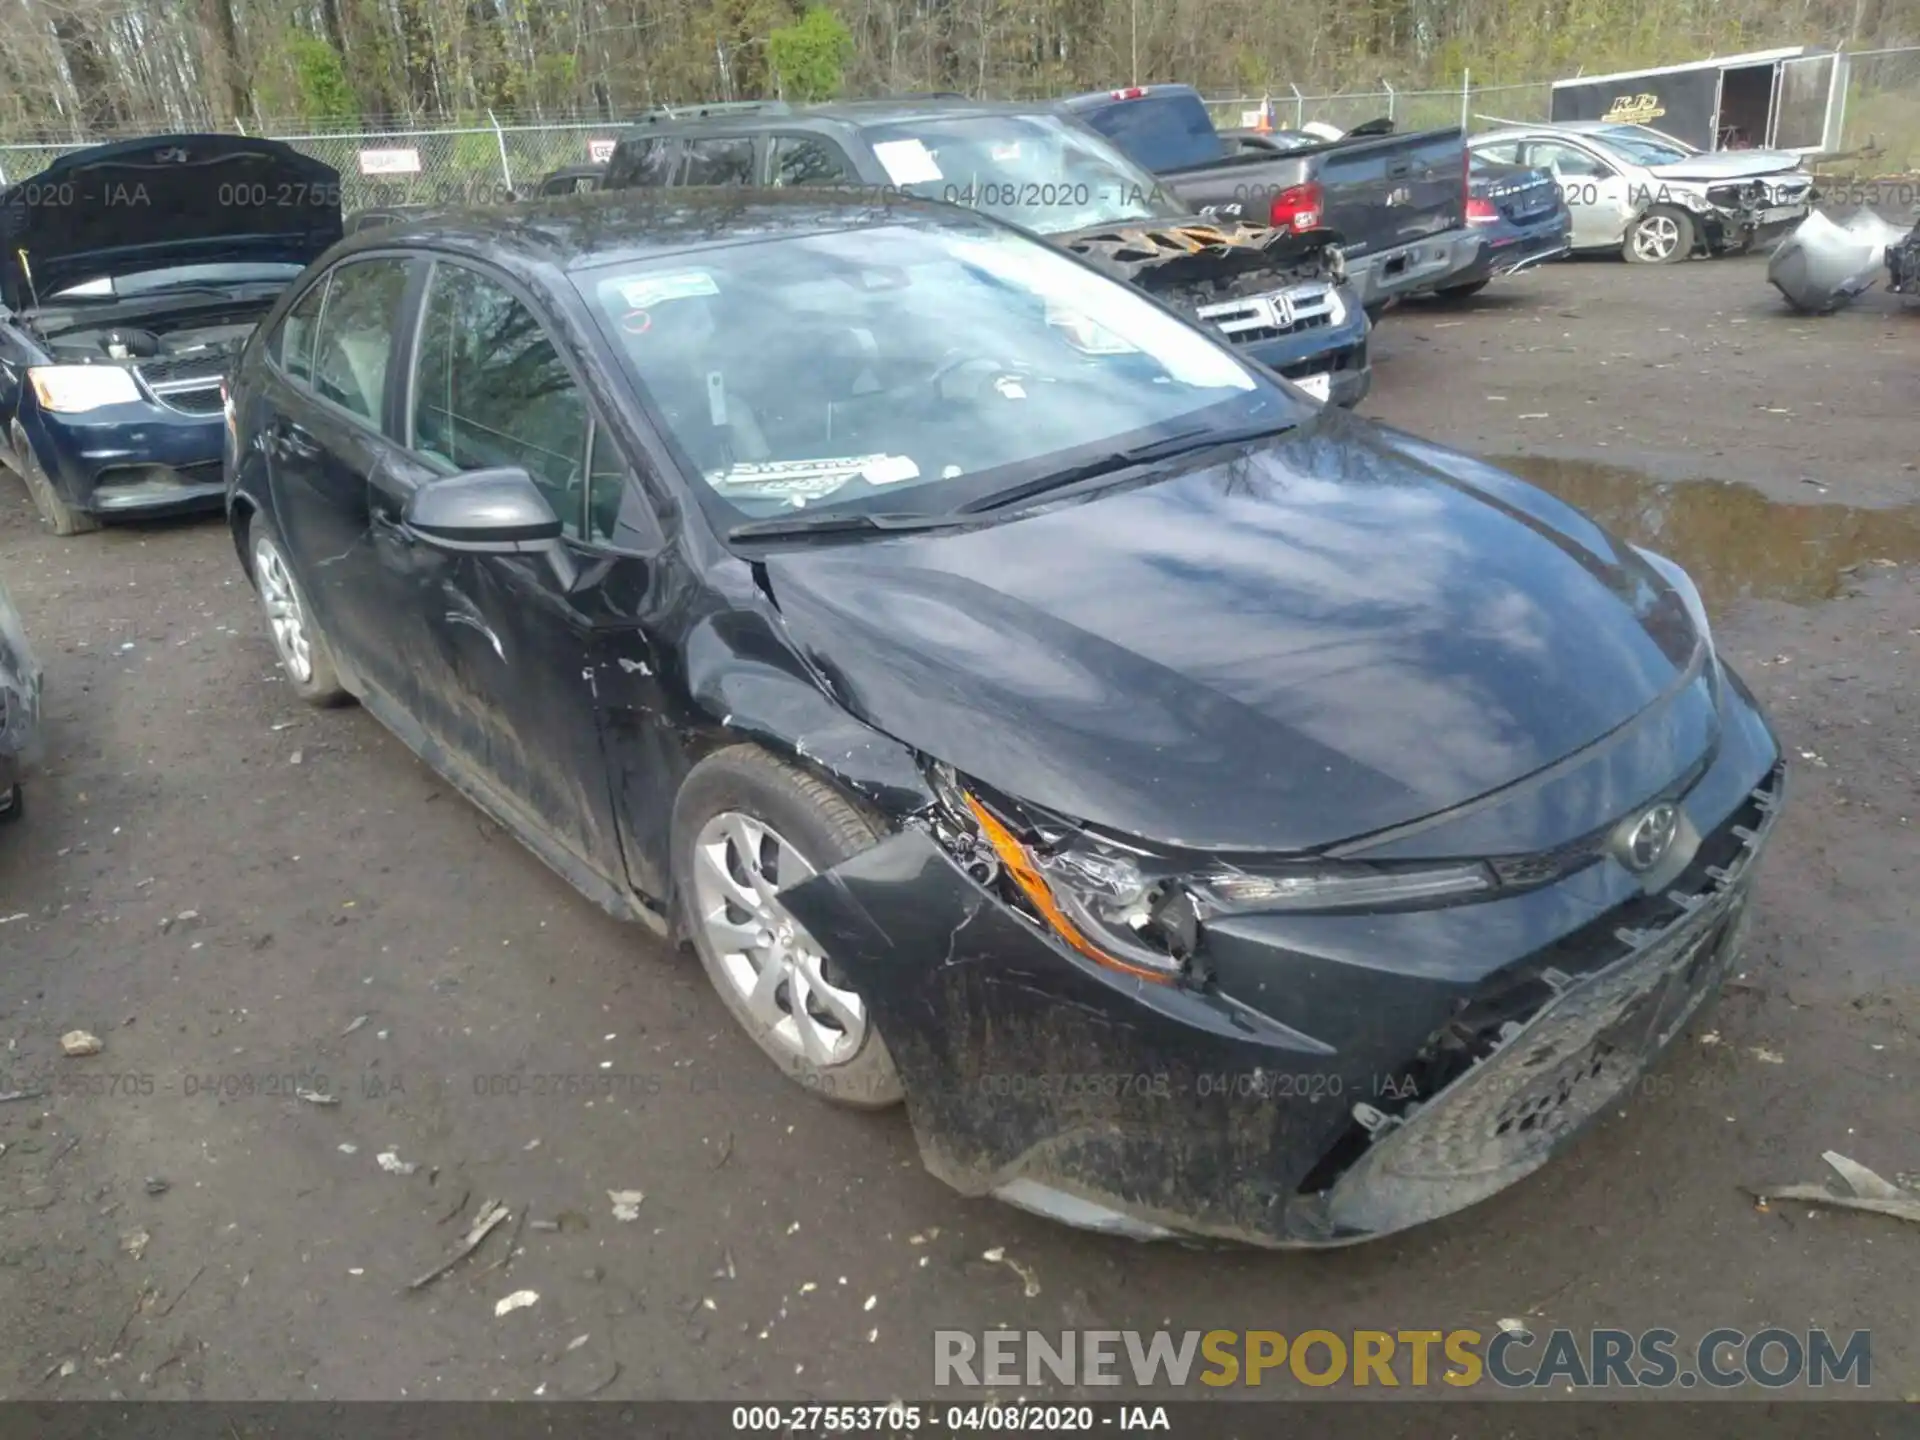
136, 352, 226, 387
152, 385, 224, 416
1196, 282, 1341, 347
1309, 761, 1784, 1202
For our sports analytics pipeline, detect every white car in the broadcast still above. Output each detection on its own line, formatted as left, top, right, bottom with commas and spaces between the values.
1469, 121, 1814, 264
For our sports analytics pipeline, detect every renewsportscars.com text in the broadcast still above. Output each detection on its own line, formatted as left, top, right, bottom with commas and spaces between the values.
933, 1327, 1870, 1390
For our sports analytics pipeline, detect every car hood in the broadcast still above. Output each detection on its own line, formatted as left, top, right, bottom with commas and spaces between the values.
1643, 151, 1804, 182
763, 411, 1704, 852
1054, 215, 1329, 292
0, 135, 343, 310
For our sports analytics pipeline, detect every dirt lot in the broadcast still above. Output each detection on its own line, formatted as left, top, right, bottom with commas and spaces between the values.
0, 250, 1915, 1404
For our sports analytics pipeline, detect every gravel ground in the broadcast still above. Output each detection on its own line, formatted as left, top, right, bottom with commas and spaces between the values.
0, 249, 1915, 1404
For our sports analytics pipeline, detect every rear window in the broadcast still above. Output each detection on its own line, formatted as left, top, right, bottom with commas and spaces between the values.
1072, 90, 1225, 173
607, 136, 681, 188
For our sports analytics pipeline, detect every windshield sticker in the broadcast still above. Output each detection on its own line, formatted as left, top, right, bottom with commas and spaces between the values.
993, 376, 1028, 400
705, 371, 728, 428
706, 454, 916, 500
872, 139, 943, 185
859, 454, 921, 485
990, 142, 1023, 163
616, 271, 719, 309
1045, 304, 1141, 355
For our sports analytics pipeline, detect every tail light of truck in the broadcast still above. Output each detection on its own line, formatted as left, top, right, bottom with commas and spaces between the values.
1462, 147, 1472, 218
1269, 181, 1324, 234
1466, 196, 1499, 225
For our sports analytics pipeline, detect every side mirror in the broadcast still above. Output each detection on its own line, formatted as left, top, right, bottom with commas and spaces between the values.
404, 467, 562, 552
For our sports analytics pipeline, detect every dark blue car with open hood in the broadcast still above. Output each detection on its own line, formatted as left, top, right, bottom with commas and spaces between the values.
0, 135, 342, 535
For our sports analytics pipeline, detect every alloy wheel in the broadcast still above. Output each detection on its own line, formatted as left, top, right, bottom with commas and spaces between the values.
1632, 214, 1681, 262
691, 810, 867, 1067
254, 538, 313, 685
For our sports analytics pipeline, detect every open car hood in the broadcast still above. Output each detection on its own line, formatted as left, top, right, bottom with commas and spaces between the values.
1644, 151, 1804, 182
0, 135, 342, 310
763, 412, 1706, 853
1054, 216, 1328, 291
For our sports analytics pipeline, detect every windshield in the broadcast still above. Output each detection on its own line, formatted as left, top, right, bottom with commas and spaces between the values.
581, 217, 1301, 527
52, 261, 305, 299
1593, 125, 1696, 165
861, 114, 1184, 234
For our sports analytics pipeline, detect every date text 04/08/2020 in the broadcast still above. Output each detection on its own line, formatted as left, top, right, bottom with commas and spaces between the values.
730, 1404, 1170, 1433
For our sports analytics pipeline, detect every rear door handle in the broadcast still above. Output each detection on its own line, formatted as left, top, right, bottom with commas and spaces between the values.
1386, 160, 1413, 179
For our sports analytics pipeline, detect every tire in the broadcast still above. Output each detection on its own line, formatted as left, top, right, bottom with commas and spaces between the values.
1435, 278, 1491, 300
1363, 302, 1388, 325
247, 511, 350, 706
1625, 207, 1694, 265
12, 427, 97, 536
672, 744, 904, 1109
0, 782, 21, 824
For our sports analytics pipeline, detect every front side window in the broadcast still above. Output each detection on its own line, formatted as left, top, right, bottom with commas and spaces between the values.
310, 259, 411, 422
411, 263, 588, 532
580, 217, 1298, 529
682, 137, 757, 186
861, 114, 1183, 235
276, 277, 330, 386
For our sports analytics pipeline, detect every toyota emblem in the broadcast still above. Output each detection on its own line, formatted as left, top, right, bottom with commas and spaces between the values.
1622, 803, 1679, 872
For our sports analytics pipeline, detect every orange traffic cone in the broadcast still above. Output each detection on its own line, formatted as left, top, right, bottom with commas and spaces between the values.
1255, 96, 1275, 133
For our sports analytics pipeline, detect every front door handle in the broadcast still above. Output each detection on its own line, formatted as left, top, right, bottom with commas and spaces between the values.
273, 420, 320, 460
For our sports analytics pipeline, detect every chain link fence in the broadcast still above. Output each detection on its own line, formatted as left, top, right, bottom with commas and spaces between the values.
0, 48, 1914, 197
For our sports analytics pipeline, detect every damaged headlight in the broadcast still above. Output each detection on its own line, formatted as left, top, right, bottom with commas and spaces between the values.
924, 762, 1495, 984
1195, 864, 1491, 912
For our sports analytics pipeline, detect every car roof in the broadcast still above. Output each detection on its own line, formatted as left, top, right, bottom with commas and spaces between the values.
323, 186, 990, 274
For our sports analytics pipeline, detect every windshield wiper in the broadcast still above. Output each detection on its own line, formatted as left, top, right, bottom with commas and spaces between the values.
956, 419, 1298, 515
726, 509, 966, 542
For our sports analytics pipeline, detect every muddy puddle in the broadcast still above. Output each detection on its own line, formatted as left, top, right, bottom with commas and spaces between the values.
1490, 455, 1920, 613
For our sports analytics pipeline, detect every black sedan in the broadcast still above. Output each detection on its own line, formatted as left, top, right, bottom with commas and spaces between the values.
0, 135, 342, 535
1431, 154, 1573, 300
0, 572, 39, 820
223, 190, 1784, 1247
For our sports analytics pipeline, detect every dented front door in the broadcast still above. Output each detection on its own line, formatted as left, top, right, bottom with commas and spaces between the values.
428, 543, 629, 878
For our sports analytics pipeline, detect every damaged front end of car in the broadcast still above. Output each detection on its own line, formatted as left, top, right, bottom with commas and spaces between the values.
1768, 208, 1916, 314
778, 745, 1786, 1248
1057, 219, 1366, 403
1889, 220, 1920, 297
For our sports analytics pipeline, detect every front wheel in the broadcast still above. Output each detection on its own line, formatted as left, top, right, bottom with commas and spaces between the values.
672, 745, 904, 1109
249, 512, 349, 706
12, 427, 97, 536
1625, 207, 1694, 265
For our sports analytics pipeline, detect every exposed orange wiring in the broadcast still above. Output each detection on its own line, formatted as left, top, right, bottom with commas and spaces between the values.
963, 793, 1174, 985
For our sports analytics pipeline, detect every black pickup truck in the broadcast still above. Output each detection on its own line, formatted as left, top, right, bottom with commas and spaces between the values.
1061, 85, 1478, 313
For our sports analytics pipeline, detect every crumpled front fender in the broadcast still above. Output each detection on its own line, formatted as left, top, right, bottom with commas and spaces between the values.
778, 827, 1370, 1246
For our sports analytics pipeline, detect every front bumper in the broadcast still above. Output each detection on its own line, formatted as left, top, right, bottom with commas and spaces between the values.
24, 401, 227, 519
782, 671, 1784, 1248
1343, 229, 1484, 305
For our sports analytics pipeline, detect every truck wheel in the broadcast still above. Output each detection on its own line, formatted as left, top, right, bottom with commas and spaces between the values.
12, 426, 98, 536
672, 745, 904, 1110
1625, 207, 1694, 265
